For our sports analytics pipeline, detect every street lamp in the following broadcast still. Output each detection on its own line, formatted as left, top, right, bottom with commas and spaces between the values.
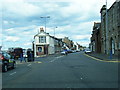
54, 26, 57, 37
40, 16, 50, 32
105, 0, 108, 54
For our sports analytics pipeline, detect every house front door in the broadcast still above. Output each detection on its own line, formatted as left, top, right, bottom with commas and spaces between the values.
44, 45, 48, 54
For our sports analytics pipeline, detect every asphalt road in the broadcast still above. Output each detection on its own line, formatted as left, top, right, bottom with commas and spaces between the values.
2, 52, 119, 88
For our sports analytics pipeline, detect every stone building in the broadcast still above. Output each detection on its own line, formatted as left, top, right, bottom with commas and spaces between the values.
100, 5, 107, 54
100, 0, 120, 56
62, 37, 74, 49
90, 22, 101, 53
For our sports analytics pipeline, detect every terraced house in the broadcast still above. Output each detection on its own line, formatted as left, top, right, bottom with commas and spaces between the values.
90, 22, 101, 53
33, 28, 63, 57
90, 0, 120, 57
100, 0, 120, 56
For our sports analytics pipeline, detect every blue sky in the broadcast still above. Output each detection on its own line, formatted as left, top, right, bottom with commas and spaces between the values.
0, 0, 115, 50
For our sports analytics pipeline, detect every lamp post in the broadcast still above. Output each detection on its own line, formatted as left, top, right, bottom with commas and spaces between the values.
40, 16, 50, 32
54, 26, 57, 37
105, 0, 108, 54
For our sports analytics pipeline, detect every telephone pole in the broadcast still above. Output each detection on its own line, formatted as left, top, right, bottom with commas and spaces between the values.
54, 26, 57, 37
40, 16, 50, 32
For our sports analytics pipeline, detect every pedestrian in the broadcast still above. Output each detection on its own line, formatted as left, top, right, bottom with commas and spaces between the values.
27, 50, 31, 62
30, 52, 32, 61
23, 55, 26, 62
32, 51, 34, 61
20, 53, 23, 63
20, 53, 26, 63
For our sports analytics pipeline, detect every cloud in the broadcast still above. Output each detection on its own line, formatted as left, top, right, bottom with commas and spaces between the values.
71, 35, 91, 40
5, 36, 20, 42
24, 42, 32, 46
3, 0, 41, 17
3, 25, 38, 36
1, 0, 116, 49
55, 34, 67, 38
3, 21, 9, 24
77, 41, 90, 46
3, 20, 15, 24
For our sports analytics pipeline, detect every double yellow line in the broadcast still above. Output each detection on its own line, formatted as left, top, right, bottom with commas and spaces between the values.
84, 54, 120, 63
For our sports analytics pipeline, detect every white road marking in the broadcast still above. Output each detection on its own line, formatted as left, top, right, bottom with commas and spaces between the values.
27, 64, 31, 66
50, 56, 64, 62
56, 56, 64, 59
50, 59, 56, 62
9, 72, 16, 76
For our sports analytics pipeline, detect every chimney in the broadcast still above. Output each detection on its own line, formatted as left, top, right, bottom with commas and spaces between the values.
40, 27, 44, 32
100, 5, 106, 14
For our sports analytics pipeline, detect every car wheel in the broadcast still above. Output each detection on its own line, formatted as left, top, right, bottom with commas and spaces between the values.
12, 63, 16, 69
3, 65, 8, 72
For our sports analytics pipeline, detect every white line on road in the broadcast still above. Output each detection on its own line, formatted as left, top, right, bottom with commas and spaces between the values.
50, 56, 64, 62
50, 59, 56, 62
27, 64, 32, 66
56, 56, 64, 59
9, 72, 16, 76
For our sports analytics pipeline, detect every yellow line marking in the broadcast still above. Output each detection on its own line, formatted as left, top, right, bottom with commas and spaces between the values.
84, 54, 120, 63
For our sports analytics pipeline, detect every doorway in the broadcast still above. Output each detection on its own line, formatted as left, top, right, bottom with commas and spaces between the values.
110, 38, 115, 55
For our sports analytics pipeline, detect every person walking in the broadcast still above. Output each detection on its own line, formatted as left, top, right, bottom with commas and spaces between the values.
20, 53, 23, 63
20, 53, 26, 63
23, 55, 26, 62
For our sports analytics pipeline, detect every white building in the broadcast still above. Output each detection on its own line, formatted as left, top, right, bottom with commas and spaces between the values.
33, 28, 63, 57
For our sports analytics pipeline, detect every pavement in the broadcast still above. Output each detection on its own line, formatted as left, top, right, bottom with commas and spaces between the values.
85, 52, 120, 62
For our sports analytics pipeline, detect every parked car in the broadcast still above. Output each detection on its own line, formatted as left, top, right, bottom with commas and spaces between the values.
61, 51, 67, 55
72, 50, 76, 53
67, 49, 73, 53
84, 50, 92, 53
0, 51, 16, 72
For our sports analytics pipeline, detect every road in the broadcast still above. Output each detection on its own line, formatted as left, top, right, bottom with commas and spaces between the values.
2, 52, 119, 88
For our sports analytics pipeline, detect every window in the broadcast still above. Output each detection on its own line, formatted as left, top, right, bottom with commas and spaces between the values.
39, 36, 46, 43
38, 47, 42, 52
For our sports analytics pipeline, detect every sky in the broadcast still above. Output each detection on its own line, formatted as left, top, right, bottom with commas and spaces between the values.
0, 0, 116, 50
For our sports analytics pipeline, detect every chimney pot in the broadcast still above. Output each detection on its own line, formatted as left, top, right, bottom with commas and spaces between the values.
40, 27, 44, 32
